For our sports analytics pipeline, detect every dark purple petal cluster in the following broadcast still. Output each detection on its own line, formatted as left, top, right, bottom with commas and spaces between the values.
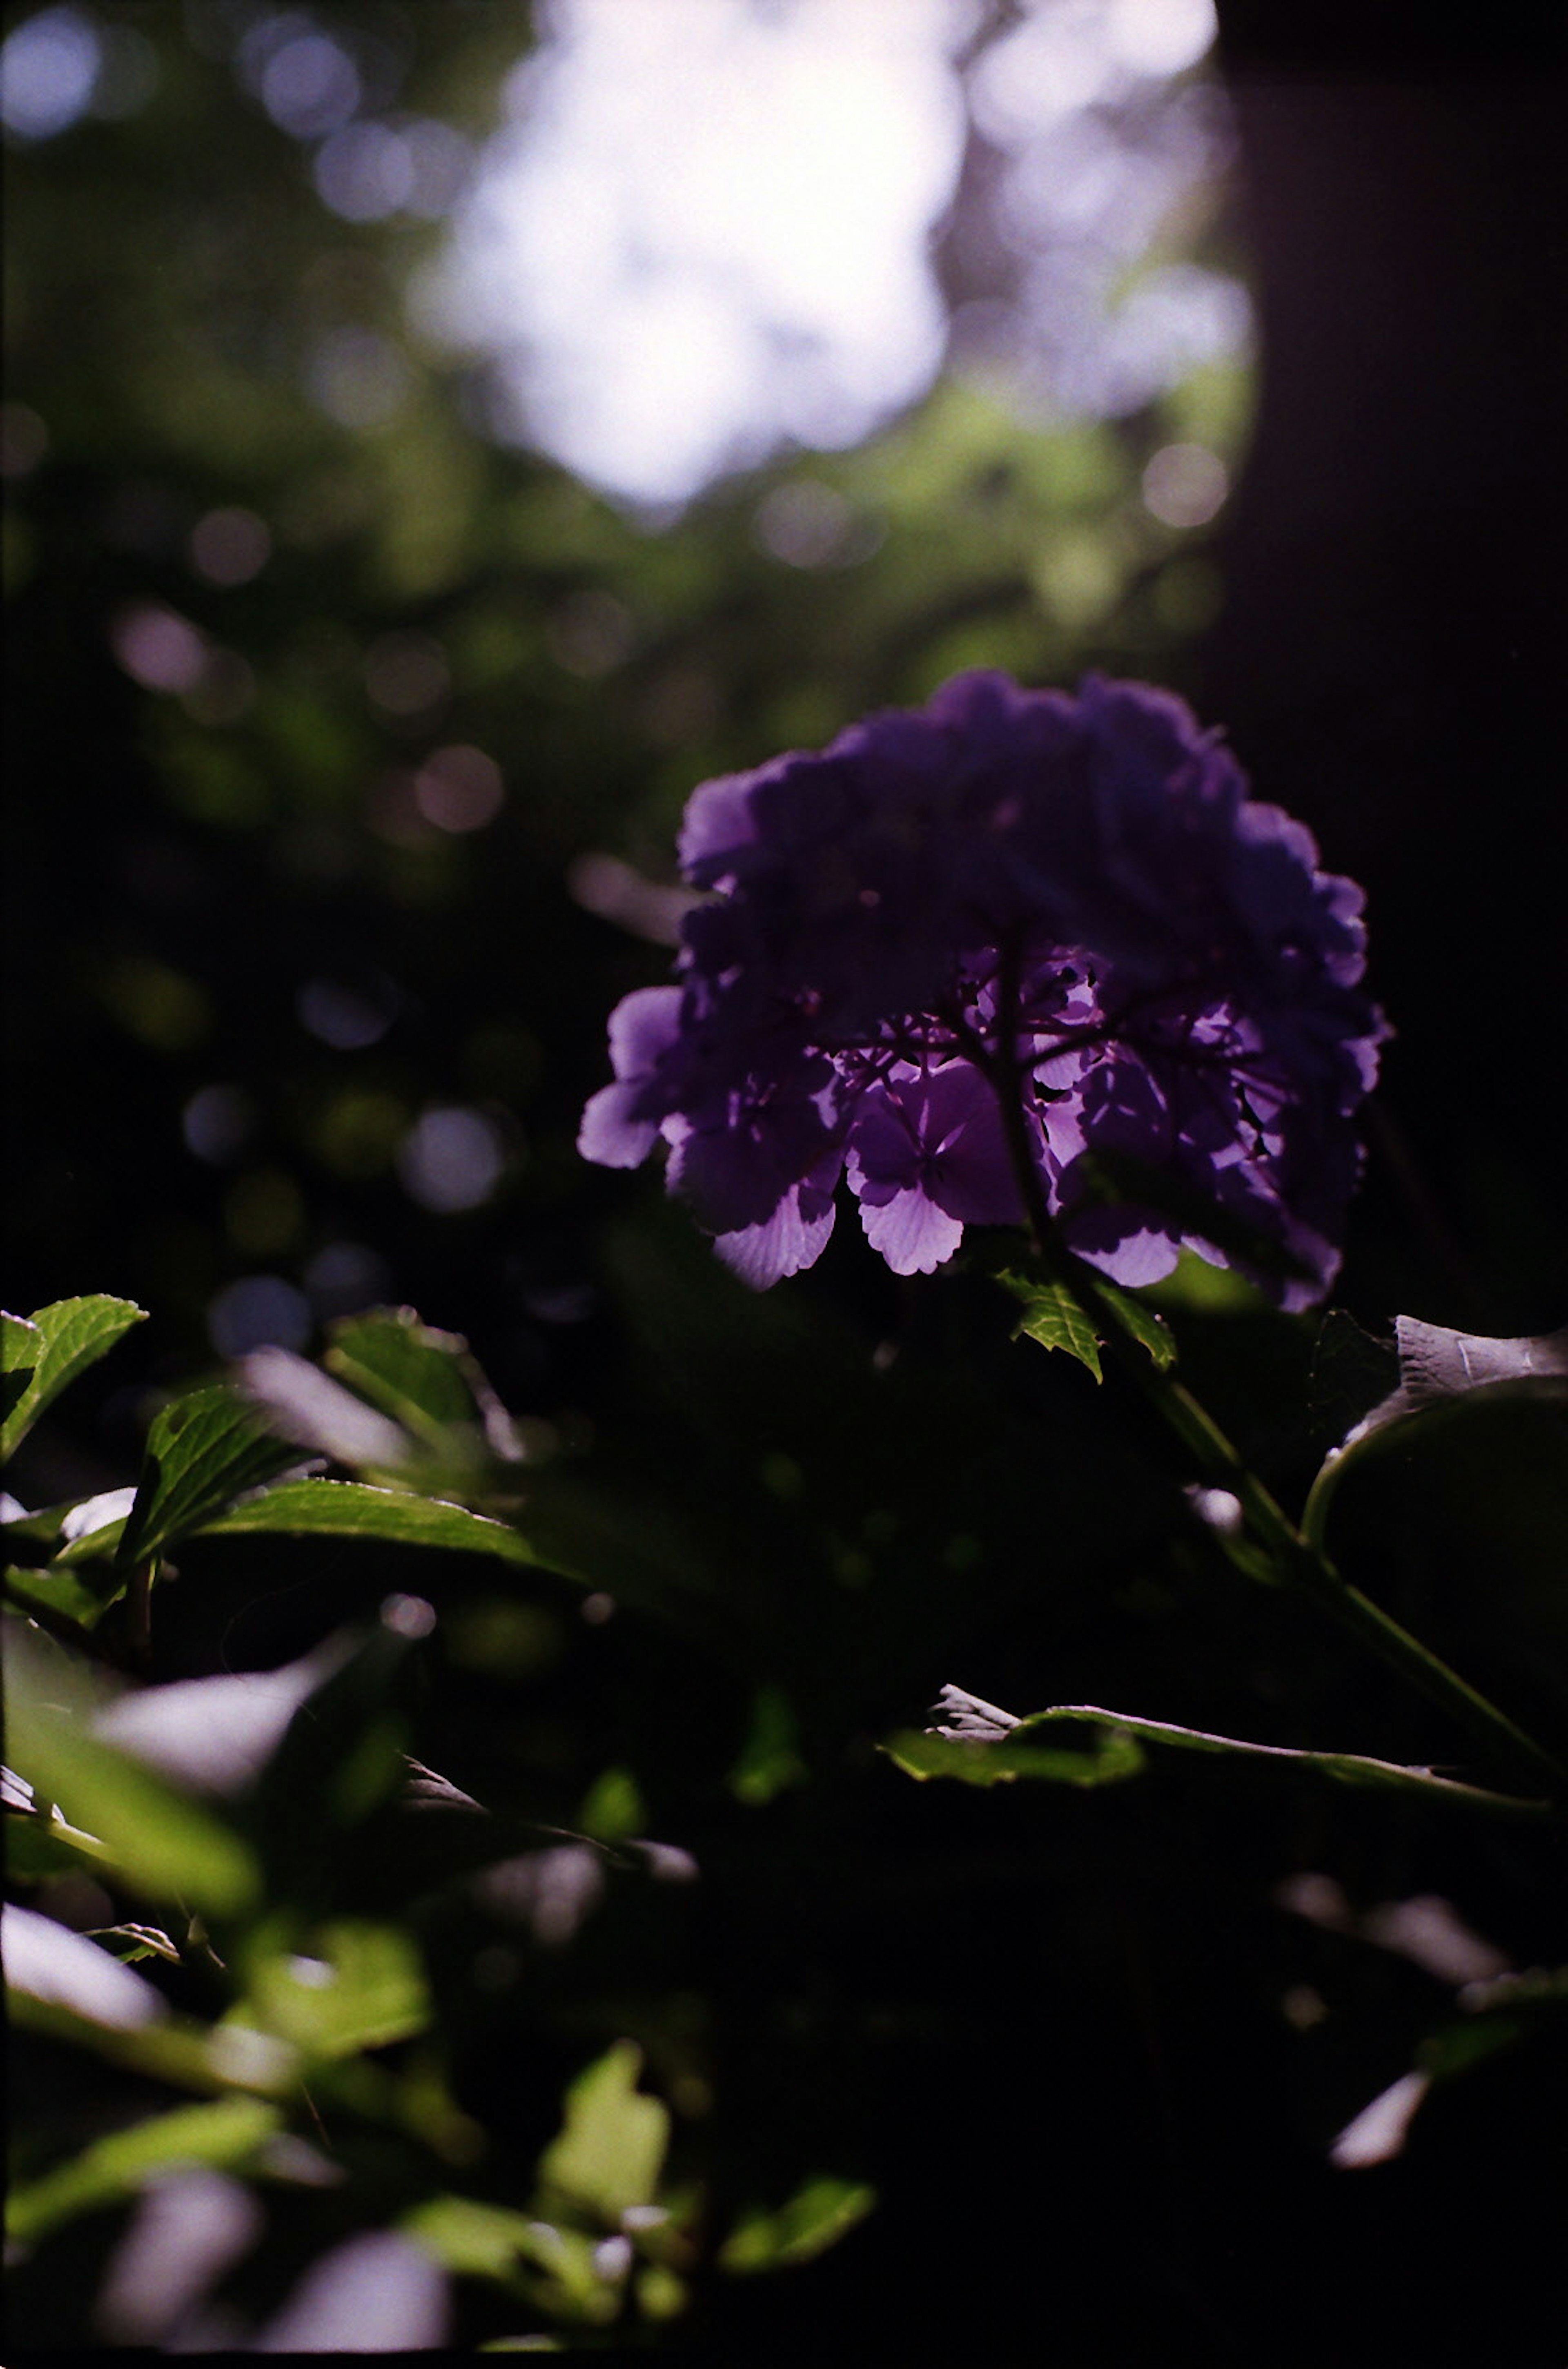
580, 672, 1388, 1306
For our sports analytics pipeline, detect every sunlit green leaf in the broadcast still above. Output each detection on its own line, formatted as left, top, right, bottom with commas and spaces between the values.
232, 1919, 431, 2060
116, 1385, 302, 1572
405, 2193, 548, 2282
719, 2175, 876, 2273
5, 2095, 281, 2248
196, 1476, 558, 1569
538, 2041, 669, 2223
3, 1556, 125, 1629
1, 1297, 146, 1462
1, 1313, 40, 1454
3, 1628, 259, 1913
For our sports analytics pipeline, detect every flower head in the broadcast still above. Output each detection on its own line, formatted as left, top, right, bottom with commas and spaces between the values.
581, 671, 1387, 1305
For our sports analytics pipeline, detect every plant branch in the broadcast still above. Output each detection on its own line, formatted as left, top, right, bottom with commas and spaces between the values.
984, 957, 1568, 1805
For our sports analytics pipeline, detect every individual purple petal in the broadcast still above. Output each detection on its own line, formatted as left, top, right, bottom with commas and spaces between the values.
715, 1176, 838, 1289
575, 985, 684, 1167
855, 1183, 966, 1276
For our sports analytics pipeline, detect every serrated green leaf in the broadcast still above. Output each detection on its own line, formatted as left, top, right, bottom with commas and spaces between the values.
1, 1296, 147, 1462
1, 1313, 41, 1451
538, 2041, 669, 2224
719, 2176, 876, 2273
116, 1385, 301, 1572
3, 1628, 259, 1913
1087, 1274, 1177, 1369
197, 1476, 564, 1571
5, 2094, 281, 2247
998, 1271, 1102, 1380
1302, 1318, 1568, 1551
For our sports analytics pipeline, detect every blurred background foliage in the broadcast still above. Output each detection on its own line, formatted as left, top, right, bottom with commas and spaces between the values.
4, 0, 1566, 2357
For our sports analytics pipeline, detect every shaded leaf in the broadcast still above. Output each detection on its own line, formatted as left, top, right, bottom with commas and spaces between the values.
1, 1296, 147, 1462
116, 1386, 302, 1573
719, 2175, 876, 2273
900, 1687, 1548, 1816
325, 1306, 498, 1447
1303, 1319, 1568, 1550
1085, 1273, 1177, 1369
883, 1721, 1146, 1789
1308, 1308, 1399, 1454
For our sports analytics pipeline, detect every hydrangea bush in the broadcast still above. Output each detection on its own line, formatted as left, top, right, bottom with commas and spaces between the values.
580, 672, 1388, 1305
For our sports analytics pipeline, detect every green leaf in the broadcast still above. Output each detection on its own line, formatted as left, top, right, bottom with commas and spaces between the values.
196, 1476, 559, 1569
1086, 1273, 1177, 1369
998, 1270, 1104, 1381
538, 2041, 669, 2224
719, 2176, 876, 2273
883, 1721, 1146, 1789
893, 1688, 1548, 1816
1, 1296, 147, 1462
405, 2193, 550, 2282
3, 1556, 125, 1630
996, 1263, 1173, 1382
3, 1627, 259, 1914
116, 1384, 302, 1572
1303, 1318, 1568, 1551
231, 1919, 431, 2060
5, 2094, 281, 2248
1, 1313, 40, 1452
325, 1306, 492, 1445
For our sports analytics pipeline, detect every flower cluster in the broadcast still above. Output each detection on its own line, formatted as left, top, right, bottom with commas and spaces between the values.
580, 671, 1387, 1306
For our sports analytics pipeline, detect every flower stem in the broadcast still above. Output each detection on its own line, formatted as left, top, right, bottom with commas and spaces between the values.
984, 964, 1566, 1805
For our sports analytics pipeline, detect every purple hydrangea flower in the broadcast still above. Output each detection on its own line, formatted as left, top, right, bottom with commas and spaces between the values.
580, 671, 1388, 1305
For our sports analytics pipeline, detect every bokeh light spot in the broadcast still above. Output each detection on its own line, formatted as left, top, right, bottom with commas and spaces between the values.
111, 602, 207, 695
190, 506, 272, 586
414, 744, 505, 834
0, 5, 100, 142
1141, 440, 1228, 527
207, 1273, 312, 1357
396, 1104, 506, 1212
